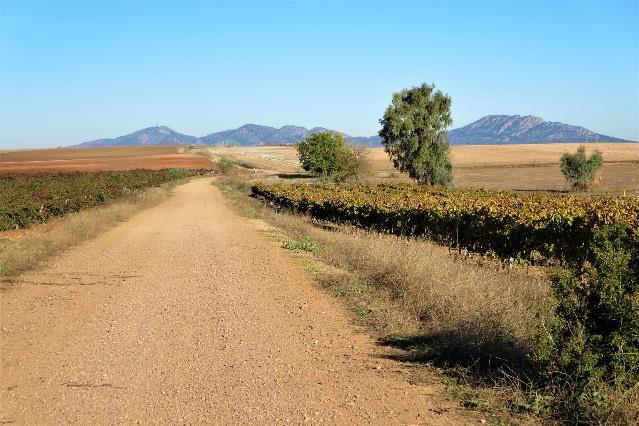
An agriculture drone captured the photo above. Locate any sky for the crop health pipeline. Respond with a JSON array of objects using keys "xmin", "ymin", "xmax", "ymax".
[{"xmin": 1, "ymin": 1, "xmax": 638, "ymax": 148}]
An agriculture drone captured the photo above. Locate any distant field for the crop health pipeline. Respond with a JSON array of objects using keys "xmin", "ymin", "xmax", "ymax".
[
  {"xmin": 452, "ymin": 144, "xmax": 638, "ymax": 193},
  {"xmin": 203, "ymin": 143, "xmax": 639, "ymax": 193},
  {"xmin": 2, "ymin": 144, "xmax": 637, "ymax": 193},
  {"xmin": 0, "ymin": 146, "xmax": 214, "ymax": 174}
]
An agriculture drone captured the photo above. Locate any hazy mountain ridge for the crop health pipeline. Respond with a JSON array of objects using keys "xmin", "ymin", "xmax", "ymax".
[
  {"xmin": 75, "ymin": 116, "xmax": 627, "ymax": 147},
  {"xmin": 199, "ymin": 124, "xmax": 335, "ymax": 146},
  {"xmin": 76, "ymin": 124, "xmax": 380, "ymax": 147},
  {"xmin": 78, "ymin": 126, "xmax": 200, "ymax": 147},
  {"xmin": 448, "ymin": 115, "xmax": 626, "ymax": 145}
]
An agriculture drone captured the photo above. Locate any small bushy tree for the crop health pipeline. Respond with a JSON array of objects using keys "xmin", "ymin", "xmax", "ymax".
[
  {"xmin": 560, "ymin": 146, "xmax": 604, "ymax": 191},
  {"xmin": 296, "ymin": 132, "xmax": 367, "ymax": 181},
  {"xmin": 218, "ymin": 157, "xmax": 235, "ymax": 175},
  {"xmin": 333, "ymin": 145, "xmax": 370, "ymax": 182},
  {"xmin": 379, "ymin": 83, "xmax": 453, "ymax": 185},
  {"xmin": 535, "ymin": 224, "xmax": 638, "ymax": 422}
]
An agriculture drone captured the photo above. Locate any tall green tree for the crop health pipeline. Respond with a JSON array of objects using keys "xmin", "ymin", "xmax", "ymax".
[{"xmin": 379, "ymin": 83, "xmax": 453, "ymax": 185}]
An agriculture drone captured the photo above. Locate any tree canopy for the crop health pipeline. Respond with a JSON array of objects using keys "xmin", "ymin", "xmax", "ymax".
[
  {"xmin": 296, "ymin": 131, "xmax": 367, "ymax": 181},
  {"xmin": 379, "ymin": 83, "xmax": 453, "ymax": 185},
  {"xmin": 560, "ymin": 145, "xmax": 604, "ymax": 190}
]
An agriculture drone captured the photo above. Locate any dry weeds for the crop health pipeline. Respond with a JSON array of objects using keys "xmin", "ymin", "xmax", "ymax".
[
  {"xmin": 216, "ymin": 175, "xmax": 553, "ymax": 420},
  {"xmin": 0, "ymin": 186, "xmax": 173, "ymax": 276},
  {"xmin": 208, "ymin": 143, "xmax": 639, "ymax": 193},
  {"xmin": 271, "ymin": 214, "xmax": 550, "ymax": 371},
  {"xmin": 212, "ymin": 176, "xmax": 552, "ymax": 423}
]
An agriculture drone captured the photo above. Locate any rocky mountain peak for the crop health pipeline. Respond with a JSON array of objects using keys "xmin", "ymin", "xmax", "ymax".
[{"xmin": 448, "ymin": 115, "xmax": 624, "ymax": 145}]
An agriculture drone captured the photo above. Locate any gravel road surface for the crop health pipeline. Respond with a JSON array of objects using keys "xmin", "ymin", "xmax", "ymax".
[{"xmin": 1, "ymin": 178, "xmax": 463, "ymax": 424}]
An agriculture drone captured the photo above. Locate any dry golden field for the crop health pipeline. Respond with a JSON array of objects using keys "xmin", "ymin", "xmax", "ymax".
[
  {"xmin": 449, "ymin": 143, "xmax": 639, "ymax": 192},
  {"xmin": 1, "ymin": 144, "xmax": 637, "ymax": 193},
  {"xmin": 0, "ymin": 146, "xmax": 215, "ymax": 174},
  {"xmin": 202, "ymin": 143, "xmax": 639, "ymax": 193}
]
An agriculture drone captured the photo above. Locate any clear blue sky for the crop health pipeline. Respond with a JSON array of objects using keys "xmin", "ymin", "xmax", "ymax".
[{"xmin": 1, "ymin": 1, "xmax": 638, "ymax": 148}]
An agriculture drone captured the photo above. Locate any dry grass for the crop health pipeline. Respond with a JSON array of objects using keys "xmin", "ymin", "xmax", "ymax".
[
  {"xmin": 195, "ymin": 146, "xmax": 300, "ymax": 172},
  {"xmin": 218, "ymin": 174, "xmax": 550, "ymax": 362},
  {"xmin": 0, "ymin": 185, "xmax": 173, "ymax": 277},
  {"xmin": 608, "ymin": 386, "xmax": 639, "ymax": 425},
  {"xmin": 221, "ymin": 170, "xmax": 639, "ymax": 422},
  {"xmin": 270, "ymin": 213, "xmax": 551, "ymax": 372},
  {"xmin": 6, "ymin": 143, "xmax": 635, "ymax": 191},
  {"xmin": 215, "ymin": 175, "xmax": 552, "ymax": 420},
  {"xmin": 206, "ymin": 143, "xmax": 639, "ymax": 193}
]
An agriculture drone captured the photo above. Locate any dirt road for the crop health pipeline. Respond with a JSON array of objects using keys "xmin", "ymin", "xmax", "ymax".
[{"xmin": 1, "ymin": 178, "xmax": 463, "ymax": 424}]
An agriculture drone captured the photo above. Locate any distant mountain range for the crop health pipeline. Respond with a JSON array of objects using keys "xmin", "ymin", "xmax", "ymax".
[
  {"xmin": 75, "ymin": 115, "xmax": 628, "ymax": 147},
  {"xmin": 76, "ymin": 124, "xmax": 379, "ymax": 148},
  {"xmin": 198, "ymin": 124, "xmax": 379, "ymax": 146}
]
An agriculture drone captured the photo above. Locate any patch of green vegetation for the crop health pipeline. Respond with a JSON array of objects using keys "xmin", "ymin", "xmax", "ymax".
[
  {"xmin": 216, "ymin": 156, "xmax": 259, "ymax": 175},
  {"xmin": 296, "ymin": 131, "xmax": 369, "ymax": 182},
  {"xmin": 507, "ymin": 392, "xmax": 552, "ymax": 417},
  {"xmin": 212, "ymin": 177, "xmax": 265, "ymax": 219},
  {"xmin": 460, "ymin": 394, "xmax": 491, "ymax": 412},
  {"xmin": 213, "ymin": 173, "xmax": 540, "ymax": 424},
  {"xmin": 533, "ymin": 223, "xmax": 639, "ymax": 423},
  {"xmin": 281, "ymin": 236, "xmax": 320, "ymax": 253},
  {"xmin": 165, "ymin": 168, "xmax": 192, "ymax": 180},
  {"xmin": 0, "ymin": 169, "xmax": 196, "ymax": 230},
  {"xmin": 560, "ymin": 145, "xmax": 604, "ymax": 191},
  {"xmin": 218, "ymin": 157, "xmax": 235, "ymax": 175}
]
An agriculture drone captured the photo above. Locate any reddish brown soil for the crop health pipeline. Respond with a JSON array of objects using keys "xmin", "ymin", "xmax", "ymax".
[{"xmin": 0, "ymin": 147, "xmax": 214, "ymax": 174}]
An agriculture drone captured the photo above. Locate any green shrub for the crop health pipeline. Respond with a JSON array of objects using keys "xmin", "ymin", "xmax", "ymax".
[
  {"xmin": 166, "ymin": 168, "xmax": 191, "ymax": 180},
  {"xmin": 281, "ymin": 236, "xmax": 320, "ymax": 253},
  {"xmin": 333, "ymin": 145, "xmax": 371, "ymax": 182},
  {"xmin": 296, "ymin": 132, "xmax": 366, "ymax": 182},
  {"xmin": 297, "ymin": 131, "xmax": 347, "ymax": 177},
  {"xmin": 560, "ymin": 146, "xmax": 604, "ymax": 191},
  {"xmin": 218, "ymin": 158, "xmax": 235, "ymax": 175},
  {"xmin": 535, "ymin": 223, "xmax": 639, "ymax": 422}
]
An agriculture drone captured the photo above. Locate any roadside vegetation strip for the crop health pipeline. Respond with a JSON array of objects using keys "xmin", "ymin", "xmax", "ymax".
[
  {"xmin": 215, "ymin": 175, "xmax": 549, "ymax": 423},
  {"xmin": 226, "ymin": 176, "xmax": 638, "ymax": 423},
  {"xmin": 0, "ymin": 168, "xmax": 212, "ymax": 231},
  {"xmin": 251, "ymin": 182, "xmax": 639, "ymax": 264},
  {"xmin": 0, "ymin": 185, "xmax": 177, "ymax": 277}
]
